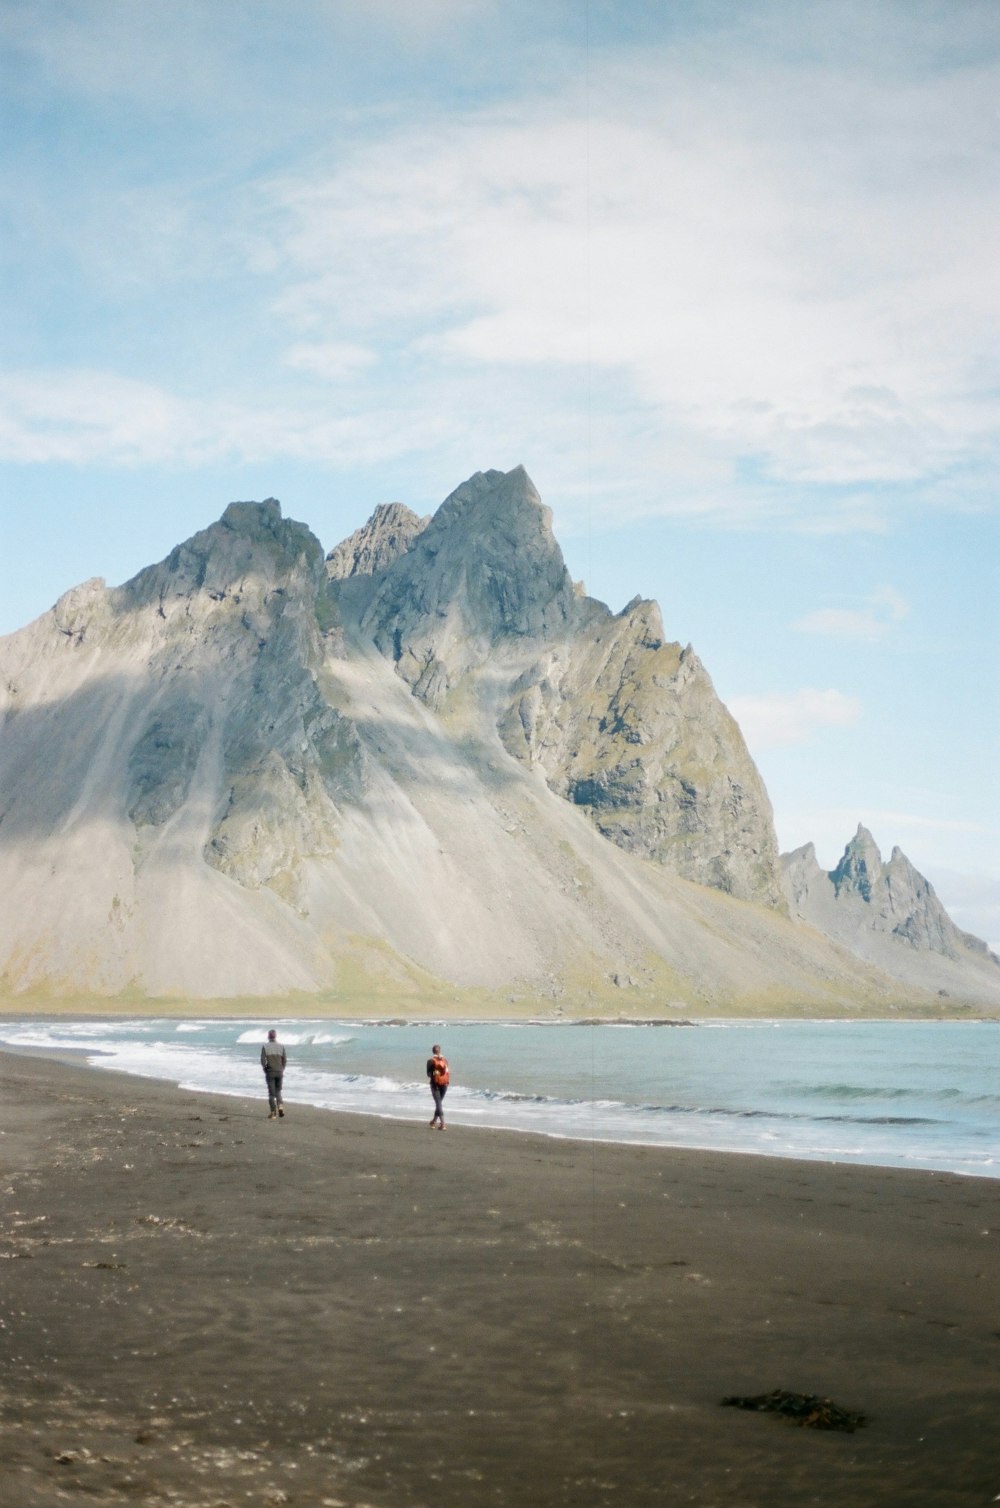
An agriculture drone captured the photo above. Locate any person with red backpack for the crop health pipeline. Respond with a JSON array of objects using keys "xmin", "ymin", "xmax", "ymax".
[{"xmin": 426, "ymin": 1044, "xmax": 449, "ymax": 1129}]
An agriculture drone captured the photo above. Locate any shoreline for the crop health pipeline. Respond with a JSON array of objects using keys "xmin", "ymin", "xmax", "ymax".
[
  {"xmin": 2, "ymin": 1004, "xmax": 997, "ymax": 1025},
  {"xmin": 2, "ymin": 1022, "xmax": 997, "ymax": 1184},
  {"xmin": 3, "ymin": 983, "xmax": 999, "ymax": 1026},
  {"xmin": 2, "ymin": 1050, "xmax": 999, "ymax": 1505}
]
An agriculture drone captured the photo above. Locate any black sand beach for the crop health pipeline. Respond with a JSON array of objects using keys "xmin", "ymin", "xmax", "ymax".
[{"xmin": 1, "ymin": 1050, "xmax": 998, "ymax": 1506}]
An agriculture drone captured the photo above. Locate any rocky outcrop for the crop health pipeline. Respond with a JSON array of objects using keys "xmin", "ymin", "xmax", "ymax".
[
  {"xmin": 117, "ymin": 499, "xmax": 365, "ymax": 894},
  {"xmin": 781, "ymin": 826, "xmax": 998, "ymax": 976},
  {"xmin": 781, "ymin": 842, "xmax": 827, "ymax": 912},
  {"xmin": 496, "ymin": 601, "xmax": 784, "ymax": 907},
  {"xmin": 348, "ymin": 467, "xmax": 579, "ymax": 706},
  {"xmin": 335, "ymin": 466, "xmax": 783, "ymax": 906},
  {"xmin": 325, "ymin": 502, "xmax": 429, "ymax": 581},
  {"xmin": 829, "ymin": 825, "xmax": 885, "ymax": 906}
]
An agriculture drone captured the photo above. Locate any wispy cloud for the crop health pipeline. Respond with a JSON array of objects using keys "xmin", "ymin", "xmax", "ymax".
[
  {"xmin": 0, "ymin": 368, "xmax": 452, "ymax": 469},
  {"xmin": 0, "ymin": 370, "xmax": 192, "ymax": 466},
  {"xmin": 3, "ymin": 5, "xmax": 998, "ymax": 535},
  {"xmin": 727, "ymin": 689, "xmax": 862, "ymax": 749},
  {"xmin": 793, "ymin": 586, "xmax": 909, "ymax": 641},
  {"xmin": 283, "ymin": 342, "xmax": 377, "ymax": 382},
  {"xmin": 256, "ymin": 44, "xmax": 1000, "ymax": 518}
]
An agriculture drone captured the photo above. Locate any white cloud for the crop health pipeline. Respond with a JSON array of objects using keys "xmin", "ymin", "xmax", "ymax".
[
  {"xmin": 793, "ymin": 586, "xmax": 909, "ymax": 641},
  {"xmin": 257, "ymin": 47, "xmax": 1000, "ymax": 513},
  {"xmin": 0, "ymin": 367, "xmax": 453, "ymax": 469},
  {"xmin": 4, "ymin": 10, "xmax": 999, "ymax": 533},
  {"xmin": 283, "ymin": 341, "xmax": 377, "ymax": 382},
  {"xmin": 0, "ymin": 370, "xmax": 191, "ymax": 466},
  {"xmin": 727, "ymin": 689, "xmax": 862, "ymax": 749}
]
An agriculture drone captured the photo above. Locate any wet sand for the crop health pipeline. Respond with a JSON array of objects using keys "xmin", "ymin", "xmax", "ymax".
[{"xmin": 1, "ymin": 1050, "xmax": 997, "ymax": 1507}]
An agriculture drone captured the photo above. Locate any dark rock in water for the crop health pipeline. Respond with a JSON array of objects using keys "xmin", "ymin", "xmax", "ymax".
[{"xmin": 721, "ymin": 1389, "xmax": 868, "ymax": 1432}]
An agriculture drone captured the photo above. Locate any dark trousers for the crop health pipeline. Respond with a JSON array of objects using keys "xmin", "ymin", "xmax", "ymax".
[
  {"xmin": 265, "ymin": 1070, "xmax": 284, "ymax": 1111},
  {"xmin": 430, "ymin": 1083, "xmax": 446, "ymax": 1123}
]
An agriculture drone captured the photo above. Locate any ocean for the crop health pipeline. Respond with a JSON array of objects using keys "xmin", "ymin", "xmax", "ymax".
[{"xmin": 1, "ymin": 1016, "xmax": 997, "ymax": 1179}]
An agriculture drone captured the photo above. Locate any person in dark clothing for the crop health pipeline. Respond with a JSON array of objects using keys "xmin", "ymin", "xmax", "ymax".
[
  {"xmin": 426, "ymin": 1044, "xmax": 449, "ymax": 1129},
  {"xmin": 261, "ymin": 1029, "xmax": 287, "ymax": 1119}
]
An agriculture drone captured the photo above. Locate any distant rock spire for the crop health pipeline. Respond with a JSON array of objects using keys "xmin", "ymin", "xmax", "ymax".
[
  {"xmin": 326, "ymin": 502, "xmax": 430, "ymax": 580},
  {"xmin": 780, "ymin": 823, "xmax": 998, "ymax": 969},
  {"xmin": 830, "ymin": 823, "xmax": 883, "ymax": 902}
]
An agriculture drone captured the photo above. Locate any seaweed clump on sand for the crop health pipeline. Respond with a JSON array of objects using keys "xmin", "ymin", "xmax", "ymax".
[{"xmin": 721, "ymin": 1389, "xmax": 868, "ymax": 1432}]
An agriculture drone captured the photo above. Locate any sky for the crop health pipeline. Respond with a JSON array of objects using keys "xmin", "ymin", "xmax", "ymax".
[{"xmin": 1, "ymin": 0, "xmax": 998, "ymax": 947}]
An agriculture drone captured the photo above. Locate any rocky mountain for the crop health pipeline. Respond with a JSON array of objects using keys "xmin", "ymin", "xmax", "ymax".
[
  {"xmin": 326, "ymin": 502, "xmax": 430, "ymax": 581},
  {"xmin": 0, "ymin": 466, "xmax": 997, "ymax": 1011},
  {"xmin": 334, "ymin": 468, "xmax": 784, "ymax": 908},
  {"xmin": 782, "ymin": 827, "xmax": 998, "ymax": 998}
]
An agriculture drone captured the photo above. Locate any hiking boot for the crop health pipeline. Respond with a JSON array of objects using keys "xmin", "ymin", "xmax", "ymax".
[
  {"xmin": 278, "ymin": 1107, "xmax": 285, "ymax": 1117},
  {"xmin": 268, "ymin": 1110, "xmax": 277, "ymax": 1119}
]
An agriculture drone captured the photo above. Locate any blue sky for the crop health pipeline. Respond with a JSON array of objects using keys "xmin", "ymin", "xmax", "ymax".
[{"xmin": 2, "ymin": 0, "xmax": 998, "ymax": 946}]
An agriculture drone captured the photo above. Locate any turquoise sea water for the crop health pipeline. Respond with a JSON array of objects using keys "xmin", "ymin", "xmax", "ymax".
[{"xmin": 2, "ymin": 1017, "xmax": 997, "ymax": 1178}]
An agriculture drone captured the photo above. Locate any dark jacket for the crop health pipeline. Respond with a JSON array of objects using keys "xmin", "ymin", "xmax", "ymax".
[{"xmin": 261, "ymin": 1041, "xmax": 286, "ymax": 1074}]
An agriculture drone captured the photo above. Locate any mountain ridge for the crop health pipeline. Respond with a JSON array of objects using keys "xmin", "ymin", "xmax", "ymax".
[
  {"xmin": 1, "ymin": 468, "xmax": 997, "ymax": 1012},
  {"xmin": 782, "ymin": 826, "xmax": 998, "ymax": 984}
]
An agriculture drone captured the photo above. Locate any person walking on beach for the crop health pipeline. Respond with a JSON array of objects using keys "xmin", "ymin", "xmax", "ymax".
[
  {"xmin": 427, "ymin": 1044, "xmax": 449, "ymax": 1129},
  {"xmin": 261, "ymin": 1029, "xmax": 286, "ymax": 1119}
]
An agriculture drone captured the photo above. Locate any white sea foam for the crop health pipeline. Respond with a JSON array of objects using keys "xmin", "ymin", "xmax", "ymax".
[
  {"xmin": 235, "ymin": 1027, "xmax": 353, "ymax": 1047},
  {"xmin": 1, "ymin": 1017, "xmax": 997, "ymax": 1178}
]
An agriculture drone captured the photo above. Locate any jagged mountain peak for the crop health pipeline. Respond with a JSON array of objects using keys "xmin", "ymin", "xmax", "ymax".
[
  {"xmin": 780, "ymin": 842, "xmax": 823, "ymax": 908},
  {"xmin": 416, "ymin": 465, "xmax": 566, "ymax": 591},
  {"xmin": 221, "ymin": 495, "xmax": 281, "ymax": 530},
  {"xmin": 616, "ymin": 595, "xmax": 666, "ymax": 648},
  {"xmin": 1, "ymin": 469, "xmax": 997, "ymax": 1007},
  {"xmin": 787, "ymin": 840, "xmax": 819, "ymax": 864},
  {"xmin": 781, "ymin": 826, "xmax": 998, "ymax": 982},
  {"xmin": 120, "ymin": 496, "xmax": 324, "ymax": 615},
  {"xmin": 213, "ymin": 496, "xmax": 321, "ymax": 567},
  {"xmin": 353, "ymin": 466, "xmax": 578, "ymax": 708},
  {"xmin": 326, "ymin": 502, "xmax": 430, "ymax": 581},
  {"xmin": 334, "ymin": 466, "xmax": 783, "ymax": 907},
  {"xmin": 433, "ymin": 463, "xmax": 540, "ymax": 527},
  {"xmin": 49, "ymin": 577, "xmax": 108, "ymax": 639},
  {"xmin": 830, "ymin": 823, "xmax": 883, "ymax": 901}
]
